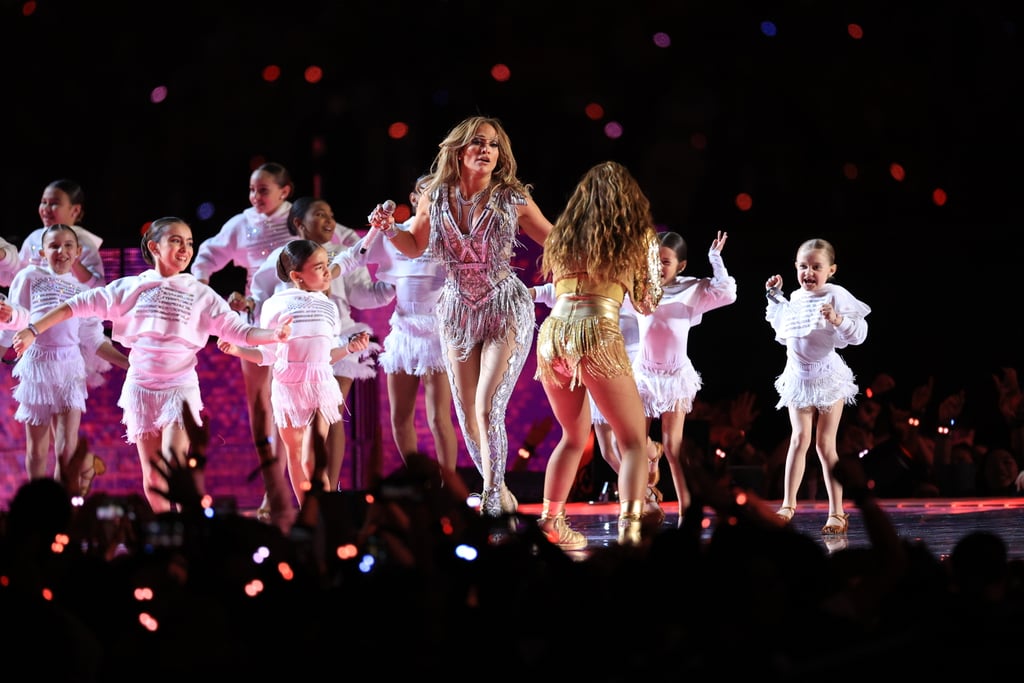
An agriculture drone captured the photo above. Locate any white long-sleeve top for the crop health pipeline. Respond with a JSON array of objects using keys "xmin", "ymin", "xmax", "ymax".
[
  {"xmin": 765, "ymin": 283, "xmax": 870, "ymax": 365},
  {"xmin": 256, "ymin": 288, "xmax": 340, "ymax": 376},
  {"xmin": 190, "ymin": 203, "xmax": 294, "ymax": 295},
  {"xmin": 0, "ymin": 265, "xmax": 107, "ymax": 356},
  {"xmin": 65, "ymin": 270, "xmax": 258, "ymax": 390},
  {"xmin": 250, "ymin": 226, "xmax": 395, "ymax": 337},
  {"xmin": 632, "ymin": 248, "xmax": 738, "ymax": 372}
]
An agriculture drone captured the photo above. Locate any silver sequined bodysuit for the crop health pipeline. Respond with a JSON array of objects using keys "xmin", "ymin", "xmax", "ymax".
[{"xmin": 428, "ymin": 184, "xmax": 535, "ymax": 489}]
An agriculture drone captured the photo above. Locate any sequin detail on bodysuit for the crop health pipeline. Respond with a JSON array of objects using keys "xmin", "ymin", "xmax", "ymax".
[
  {"xmin": 429, "ymin": 185, "xmax": 533, "ymax": 360},
  {"xmin": 428, "ymin": 184, "xmax": 535, "ymax": 490}
]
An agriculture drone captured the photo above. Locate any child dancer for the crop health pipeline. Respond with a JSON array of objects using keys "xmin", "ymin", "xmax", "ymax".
[
  {"xmin": 191, "ymin": 162, "xmax": 296, "ymax": 523},
  {"xmin": 631, "ymin": 230, "xmax": 736, "ymax": 524},
  {"xmin": 765, "ymin": 237, "xmax": 870, "ymax": 535},
  {"xmin": 11, "ymin": 217, "xmax": 292, "ymax": 516},
  {"xmin": 9, "ymin": 178, "xmax": 105, "ymax": 289},
  {"xmin": 355, "ymin": 178, "xmax": 458, "ymax": 476},
  {"xmin": 250, "ymin": 196, "xmax": 392, "ymax": 494},
  {"xmin": 14, "ymin": 179, "xmax": 111, "ymax": 390},
  {"xmin": 0, "ymin": 224, "xmax": 128, "ymax": 495},
  {"xmin": 221, "ymin": 239, "xmax": 371, "ymax": 503}
]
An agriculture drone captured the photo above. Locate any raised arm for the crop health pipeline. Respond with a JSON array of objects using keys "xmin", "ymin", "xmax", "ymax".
[{"xmin": 369, "ymin": 198, "xmax": 430, "ymax": 259}]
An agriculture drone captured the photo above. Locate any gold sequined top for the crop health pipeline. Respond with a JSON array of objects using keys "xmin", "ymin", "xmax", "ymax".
[{"xmin": 553, "ymin": 274, "xmax": 627, "ymax": 302}]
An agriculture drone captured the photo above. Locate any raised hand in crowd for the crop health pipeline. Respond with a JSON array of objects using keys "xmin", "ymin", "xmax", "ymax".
[{"xmin": 728, "ymin": 389, "xmax": 761, "ymax": 432}]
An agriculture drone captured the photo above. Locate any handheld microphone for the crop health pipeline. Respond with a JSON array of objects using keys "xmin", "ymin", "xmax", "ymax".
[{"xmin": 360, "ymin": 200, "xmax": 396, "ymax": 254}]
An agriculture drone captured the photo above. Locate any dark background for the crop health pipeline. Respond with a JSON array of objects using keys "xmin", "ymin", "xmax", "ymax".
[{"xmin": 3, "ymin": 0, "xmax": 1021, "ymax": 449}]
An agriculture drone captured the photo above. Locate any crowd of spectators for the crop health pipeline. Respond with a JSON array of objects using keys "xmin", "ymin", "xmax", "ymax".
[
  {"xmin": 682, "ymin": 368, "xmax": 1024, "ymax": 504},
  {"xmin": 3, "ymin": 366, "xmax": 1024, "ymax": 681},
  {"xmin": 2, "ymin": 446, "xmax": 1022, "ymax": 679}
]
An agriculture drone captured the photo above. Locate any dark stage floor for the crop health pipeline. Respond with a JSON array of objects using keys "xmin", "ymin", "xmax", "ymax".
[
  {"xmin": 506, "ymin": 497, "xmax": 1024, "ymax": 561},
  {"xmin": 236, "ymin": 495, "xmax": 1024, "ymax": 562}
]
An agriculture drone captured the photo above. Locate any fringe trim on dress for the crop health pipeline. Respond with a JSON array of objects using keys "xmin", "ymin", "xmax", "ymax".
[
  {"xmin": 436, "ymin": 276, "xmax": 533, "ymax": 362},
  {"xmin": 271, "ymin": 376, "xmax": 344, "ymax": 428},
  {"xmin": 378, "ymin": 311, "xmax": 446, "ymax": 375},
  {"xmin": 774, "ymin": 355, "xmax": 858, "ymax": 412},
  {"xmin": 12, "ymin": 345, "xmax": 88, "ymax": 424},
  {"xmin": 118, "ymin": 382, "xmax": 203, "ymax": 444},
  {"xmin": 634, "ymin": 362, "xmax": 702, "ymax": 416},
  {"xmin": 535, "ymin": 315, "xmax": 632, "ymax": 390}
]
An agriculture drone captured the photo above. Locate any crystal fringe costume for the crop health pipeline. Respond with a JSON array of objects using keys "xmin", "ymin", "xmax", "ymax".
[
  {"xmin": 632, "ymin": 247, "xmax": 737, "ymax": 416},
  {"xmin": 765, "ymin": 283, "xmax": 871, "ymax": 412},
  {"xmin": 427, "ymin": 184, "xmax": 536, "ymax": 486}
]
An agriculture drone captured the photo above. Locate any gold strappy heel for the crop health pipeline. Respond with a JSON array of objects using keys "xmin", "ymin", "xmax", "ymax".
[
  {"xmin": 648, "ymin": 440, "xmax": 664, "ymax": 487},
  {"xmin": 79, "ymin": 453, "xmax": 106, "ymax": 497},
  {"xmin": 821, "ymin": 512, "xmax": 850, "ymax": 535}
]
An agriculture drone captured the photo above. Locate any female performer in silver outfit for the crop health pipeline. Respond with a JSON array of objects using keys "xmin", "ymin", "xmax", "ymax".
[{"xmin": 368, "ymin": 116, "xmax": 552, "ymax": 516}]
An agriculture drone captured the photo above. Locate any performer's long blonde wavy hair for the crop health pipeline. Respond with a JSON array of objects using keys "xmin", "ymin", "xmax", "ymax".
[
  {"xmin": 541, "ymin": 161, "xmax": 656, "ymax": 284},
  {"xmin": 422, "ymin": 116, "xmax": 531, "ymax": 200}
]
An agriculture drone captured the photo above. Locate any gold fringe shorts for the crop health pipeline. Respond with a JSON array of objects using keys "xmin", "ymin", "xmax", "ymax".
[{"xmin": 535, "ymin": 293, "xmax": 633, "ymax": 390}]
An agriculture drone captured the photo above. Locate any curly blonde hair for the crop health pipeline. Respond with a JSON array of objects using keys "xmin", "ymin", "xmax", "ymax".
[{"xmin": 541, "ymin": 161, "xmax": 656, "ymax": 283}]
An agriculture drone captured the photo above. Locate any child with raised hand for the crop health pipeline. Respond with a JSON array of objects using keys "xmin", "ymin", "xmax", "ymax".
[
  {"xmin": 219, "ymin": 239, "xmax": 370, "ymax": 504},
  {"xmin": 0, "ymin": 225, "xmax": 128, "ymax": 495},
  {"xmin": 765, "ymin": 237, "xmax": 870, "ymax": 535},
  {"xmin": 630, "ymin": 230, "xmax": 737, "ymax": 524},
  {"xmin": 11, "ymin": 217, "xmax": 292, "ymax": 516}
]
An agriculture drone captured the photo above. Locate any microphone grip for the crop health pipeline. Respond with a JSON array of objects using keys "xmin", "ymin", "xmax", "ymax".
[{"xmin": 361, "ymin": 200, "xmax": 397, "ymax": 254}]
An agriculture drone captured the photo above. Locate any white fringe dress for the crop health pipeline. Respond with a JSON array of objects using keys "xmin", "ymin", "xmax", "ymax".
[{"xmin": 765, "ymin": 283, "xmax": 871, "ymax": 412}]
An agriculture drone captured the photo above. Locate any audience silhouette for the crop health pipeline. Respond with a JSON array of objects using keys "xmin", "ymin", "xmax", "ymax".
[{"xmin": 2, "ymin": 369, "xmax": 1024, "ymax": 681}]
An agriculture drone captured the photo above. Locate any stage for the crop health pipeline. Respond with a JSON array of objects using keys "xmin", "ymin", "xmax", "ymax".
[{"xmin": 505, "ymin": 497, "xmax": 1024, "ymax": 560}]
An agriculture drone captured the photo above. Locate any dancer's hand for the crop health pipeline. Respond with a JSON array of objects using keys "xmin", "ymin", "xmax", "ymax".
[{"xmin": 274, "ymin": 315, "xmax": 293, "ymax": 342}]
